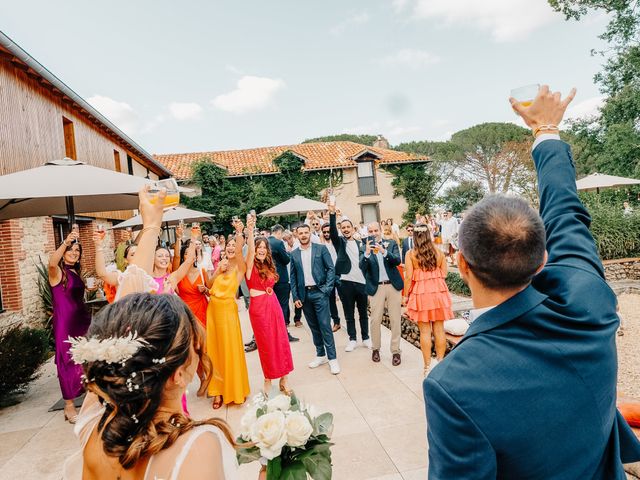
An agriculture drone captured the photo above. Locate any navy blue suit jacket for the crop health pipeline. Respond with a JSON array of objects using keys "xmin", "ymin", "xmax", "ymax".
[
  {"xmin": 402, "ymin": 236, "xmax": 413, "ymax": 263},
  {"xmin": 359, "ymin": 239, "xmax": 403, "ymax": 295},
  {"xmin": 267, "ymin": 236, "xmax": 290, "ymax": 285},
  {"xmin": 424, "ymin": 139, "xmax": 640, "ymax": 479},
  {"xmin": 289, "ymin": 243, "xmax": 335, "ymax": 303}
]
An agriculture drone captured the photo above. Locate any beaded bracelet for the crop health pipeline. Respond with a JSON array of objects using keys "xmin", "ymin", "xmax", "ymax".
[{"xmin": 533, "ymin": 124, "xmax": 559, "ymax": 137}]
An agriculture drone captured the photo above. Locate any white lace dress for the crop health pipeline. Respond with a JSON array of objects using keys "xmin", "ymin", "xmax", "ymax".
[{"xmin": 62, "ymin": 399, "xmax": 239, "ymax": 479}]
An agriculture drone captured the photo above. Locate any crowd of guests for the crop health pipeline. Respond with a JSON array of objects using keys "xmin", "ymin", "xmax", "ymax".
[{"xmin": 47, "ymin": 85, "xmax": 640, "ymax": 479}]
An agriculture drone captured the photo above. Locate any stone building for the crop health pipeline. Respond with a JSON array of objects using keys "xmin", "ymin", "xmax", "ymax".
[
  {"xmin": 0, "ymin": 31, "xmax": 170, "ymax": 326},
  {"xmin": 154, "ymin": 139, "xmax": 429, "ymax": 228}
]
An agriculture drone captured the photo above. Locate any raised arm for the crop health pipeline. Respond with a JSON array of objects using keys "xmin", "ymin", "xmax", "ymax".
[
  {"xmin": 233, "ymin": 220, "xmax": 247, "ymax": 282},
  {"xmin": 93, "ymin": 232, "xmax": 119, "ymax": 286},
  {"xmin": 327, "ymin": 203, "xmax": 340, "ymax": 247},
  {"xmin": 172, "ymin": 224, "xmax": 184, "ymax": 272},
  {"xmin": 510, "ymin": 86, "xmax": 603, "ymax": 276},
  {"xmin": 245, "ymin": 216, "xmax": 257, "ymax": 280},
  {"xmin": 169, "ymin": 241, "xmax": 196, "ymax": 288},
  {"xmin": 48, "ymin": 230, "xmax": 77, "ymax": 286}
]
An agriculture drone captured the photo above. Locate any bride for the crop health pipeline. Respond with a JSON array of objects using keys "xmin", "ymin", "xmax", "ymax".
[{"xmin": 63, "ymin": 187, "xmax": 262, "ymax": 479}]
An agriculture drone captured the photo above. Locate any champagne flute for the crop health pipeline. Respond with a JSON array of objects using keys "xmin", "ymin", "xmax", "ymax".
[{"xmin": 71, "ymin": 223, "xmax": 79, "ymax": 243}]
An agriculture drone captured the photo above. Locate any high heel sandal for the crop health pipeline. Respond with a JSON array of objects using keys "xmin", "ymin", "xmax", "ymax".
[
  {"xmin": 279, "ymin": 384, "xmax": 293, "ymax": 397},
  {"xmin": 64, "ymin": 411, "xmax": 78, "ymax": 424},
  {"xmin": 212, "ymin": 396, "xmax": 224, "ymax": 410}
]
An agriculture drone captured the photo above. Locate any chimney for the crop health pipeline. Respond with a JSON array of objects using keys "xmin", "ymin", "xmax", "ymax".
[{"xmin": 373, "ymin": 134, "xmax": 390, "ymax": 149}]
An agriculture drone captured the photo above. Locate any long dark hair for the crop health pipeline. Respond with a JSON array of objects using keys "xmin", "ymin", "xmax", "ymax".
[
  {"xmin": 254, "ymin": 237, "xmax": 278, "ymax": 281},
  {"xmin": 412, "ymin": 224, "xmax": 439, "ymax": 271},
  {"xmin": 83, "ymin": 294, "xmax": 234, "ymax": 469},
  {"xmin": 59, "ymin": 242, "xmax": 83, "ymax": 289}
]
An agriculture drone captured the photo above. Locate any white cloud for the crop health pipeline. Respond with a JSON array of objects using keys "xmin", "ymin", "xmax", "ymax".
[
  {"xmin": 565, "ymin": 95, "xmax": 605, "ymax": 121},
  {"xmin": 391, "ymin": 0, "xmax": 410, "ymax": 13},
  {"xmin": 405, "ymin": 0, "xmax": 558, "ymax": 42},
  {"xmin": 342, "ymin": 120, "xmax": 422, "ymax": 143},
  {"xmin": 87, "ymin": 95, "xmax": 140, "ymax": 135},
  {"xmin": 377, "ymin": 48, "xmax": 440, "ymax": 69},
  {"xmin": 212, "ymin": 76, "xmax": 285, "ymax": 114},
  {"xmin": 330, "ymin": 11, "xmax": 370, "ymax": 36},
  {"xmin": 225, "ymin": 64, "xmax": 243, "ymax": 75},
  {"xmin": 168, "ymin": 102, "xmax": 203, "ymax": 121}
]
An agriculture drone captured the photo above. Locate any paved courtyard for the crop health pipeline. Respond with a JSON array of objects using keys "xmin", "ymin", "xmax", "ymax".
[{"xmin": 0, "ymin": 300, "xmax": 430, "ymax": 480}]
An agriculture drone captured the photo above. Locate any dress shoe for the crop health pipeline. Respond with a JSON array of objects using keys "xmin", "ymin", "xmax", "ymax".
[
  {"xmin": 392, "ymin": 353, "xmax": 402, "ymax": 366},
  {"xmin": 244, "ymin": 340, "xmax": 257, "ymax": 353},
  {"xmin": 332, "ymin": 324, "xmax": 341, "ymax": 332},
  {"xmin": 362, "ymin": 338, "xmax": 372, "ymax": 349},
  {"xmin": 345, "ymin": 340, "xmax": 357, "ymax": 352},
  {"xmin": 372, "ymin": 349, "xmax": 380, "ymax": 363},
  {"xmin": 308, "ymin": 356, "xmax": 329, "ymax": 368},
  {"xmin": 294, "ymin": 320, "xmax": 303, "ymax": 327},
  {"xmin": 288, "ymin": 332, "xmax": 299, "ymax": 342},
  {"xmin": 329, "ymin": 359, "xmax": 341, "ymax": 375}
]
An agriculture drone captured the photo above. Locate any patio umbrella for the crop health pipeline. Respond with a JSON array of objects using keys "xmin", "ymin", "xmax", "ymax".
[
  {"xmin": 112, "ymin": 207, "xmax": 214, "ymax": 231},
  {"xmin": 576, "ymin": 172, "xmax": 640, "ymax": 193},
  {"xmin": 0, "ymin": 158, "xmax": 188, "ymax": 223},
  {"xmin": 259, "ymin": 195, "xmax": 327, "ymax": 217}
]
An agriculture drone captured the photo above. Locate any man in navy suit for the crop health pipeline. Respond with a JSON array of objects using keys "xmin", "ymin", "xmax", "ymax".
[
  {"xmin": 424, "ymin": 86, "xmax": 640, "ymax": 478},
  {"xmin": 290, "ymin": 223, "xmax": 340, "ymax": 374},
  {"xmin": 268, "ymin": 224, "xmax": 299, "ymax": 343},
  {"xmin": 360, "ymin": 222, "xmax": 404, "ymax": 366},
  {"xmin": 401, "ymin": 223, "xmax": 415, "ymax": 263}
]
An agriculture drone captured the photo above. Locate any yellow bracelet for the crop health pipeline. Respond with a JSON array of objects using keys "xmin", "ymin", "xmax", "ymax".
[
  {"xmin": 533, "ymin": 124, "xmax": 559, "ymax": 137},
  {"xmin": 138, "ymin": 226, "xmax": 162, "ymax": 238}
]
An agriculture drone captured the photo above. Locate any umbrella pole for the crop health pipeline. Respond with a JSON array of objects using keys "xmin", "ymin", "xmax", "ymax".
[{"xmin": 65, "ymin": 196, "xmax": 76, "ymax": 226}]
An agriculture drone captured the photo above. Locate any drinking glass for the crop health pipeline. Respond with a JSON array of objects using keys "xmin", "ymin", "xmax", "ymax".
[
  {"xmin": 149, "ymin": 178, "xmax": 180, "ymax": 208},
  {"xmin": 191, "ymin": 222, "xmax": 201, "ymax": 238},
  {"xmin": 510, "ymin": 84, "xmax": 540, "ymax": 108},
  {"xmin": 96, "ymin": 223, "xmax": 106, "ymax": 241}
]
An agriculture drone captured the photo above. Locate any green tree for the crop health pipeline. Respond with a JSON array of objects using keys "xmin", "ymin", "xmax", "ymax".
[
  {"xmin": 439, "ymin": 181, "xmax": 485, "ymax": 214},
  {"xmin": 550, "ymin": 0, "xmax": 640, "ymax": 179},
  {"xmin": 381, "ymin": 163, "xmax": 440, "ymax": 225},
  {"xmin": 449, "ymin": 123, "xmax": 533, "ymax": 193},
  {"xmin": 302, "ymin": 134, "xmax": 377, "ymax": 146}
]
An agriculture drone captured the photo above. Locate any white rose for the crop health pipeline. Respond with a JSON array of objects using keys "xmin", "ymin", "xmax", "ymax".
[
  {"xmin": 285, "ymin": 411, "xmax": 313, "ymax": 447},
  {"xmin": 239, "ymin": 405, "xmax": 260, "ymax": 441},
  {"xmin": 250, "ymin": 411, "xmax": 288, "ymax": 460},
  {"xmin": 266, "ymin": 394, "xmax": 291, "ymax": 413}
]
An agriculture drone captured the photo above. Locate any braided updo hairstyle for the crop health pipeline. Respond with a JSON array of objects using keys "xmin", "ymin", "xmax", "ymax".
[{"xmin": 83, "ymin": 293, "xmax": 234, "ymax": 469}]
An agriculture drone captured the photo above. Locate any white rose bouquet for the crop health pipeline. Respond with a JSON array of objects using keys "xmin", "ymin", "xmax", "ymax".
[{"xmin": 237, "ymin": 393, "xmax": 334, "ymax": 479}]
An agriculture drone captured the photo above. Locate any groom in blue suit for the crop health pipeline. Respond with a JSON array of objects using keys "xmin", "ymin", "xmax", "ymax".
[{"xmin": 424, "ymin": 86, "xmax": 640, "ymax": 479}]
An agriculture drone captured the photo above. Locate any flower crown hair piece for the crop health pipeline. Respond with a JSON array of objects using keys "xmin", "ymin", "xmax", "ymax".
[
  {"xmin": 67, "ymin": 331, "xmax": 147, "ymax": 365},
  {"xmin": 414, "ymin": 226, "xmax": 429, "ymax": 232}
]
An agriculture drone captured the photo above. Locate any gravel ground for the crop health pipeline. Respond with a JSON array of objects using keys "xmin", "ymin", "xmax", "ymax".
[{"xmin": 617, "ymin": 293, "xmax": 640, "ymax": 399}]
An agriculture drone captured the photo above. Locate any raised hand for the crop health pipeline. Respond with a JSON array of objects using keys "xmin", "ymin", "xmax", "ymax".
[
  {"xmin": 218, "ymin": 257, "xmax": 229, "ymax": 273},
  {"xmin": 93, "ymin": 231, "xmax": 105, "ymax": 246},
  {"xmin": 235, "ymin": 219, "xmax": 245, "ymax": 235},
  {"xmin": 176, "ymin": 223, "xmax": 184, "ymax": 239},
  {"xmin": 365, "ymin": 238, "xmax": 372, "ymax": 256},
  {"xmin": 65, "ymin": 231, "xmax": 79, "ymax": 246},
  {"xmin": 246, "ymin": 215, "xmax": 256, "ymax": 231},
  {"xmin": 139, "ymin": 185, "xmax": 164, "ymax": 229},
  {"xmin": 184, "ymin": 241, "xmax": 197, "ymax": 265},
  {"xmin": 510, "ymin": 85, "xmax": 576, "ymax": 133}
]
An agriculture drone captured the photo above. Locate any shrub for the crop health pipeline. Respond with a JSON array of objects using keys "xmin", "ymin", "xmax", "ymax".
[
  {"xmin": 446, "ymin": 272, "xmax": 471, "ymax": 297},
  {"xmin": 0, "ymin": 325, "xmax": 50, "ymax": 401},
  {"xmin": 584, "ymin": 202, "xmax": 640, "ymax": 260}
]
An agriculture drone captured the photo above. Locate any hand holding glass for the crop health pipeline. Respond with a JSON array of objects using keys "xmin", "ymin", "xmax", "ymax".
[{"xmin": 148, "ymin": 178, "xmax": 180, "ymax": 208}]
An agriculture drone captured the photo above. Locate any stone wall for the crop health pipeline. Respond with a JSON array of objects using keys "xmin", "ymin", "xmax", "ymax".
[{"xmin": 603, "ymin": 258, "xmax": 640, "ymax": 281}]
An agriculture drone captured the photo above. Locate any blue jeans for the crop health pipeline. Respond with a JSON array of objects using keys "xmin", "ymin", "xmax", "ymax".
[{"xmin": 302, "ymin": 288, "xmax": 336, "ymax": 360}]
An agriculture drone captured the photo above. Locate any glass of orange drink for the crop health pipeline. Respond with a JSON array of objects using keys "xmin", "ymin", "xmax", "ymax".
[
  {"xmin": 510, "ymin": 84, "xmax": 539, "ymax": 108},
  {"xmin": 149, "ymin": 178, "xmax": 180, "ymax": 208}
]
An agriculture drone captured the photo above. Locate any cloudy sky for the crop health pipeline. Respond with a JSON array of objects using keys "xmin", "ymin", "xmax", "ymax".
[{"xmin": 1, "ymin": 0, "xmax": 608, "ymax": 154}]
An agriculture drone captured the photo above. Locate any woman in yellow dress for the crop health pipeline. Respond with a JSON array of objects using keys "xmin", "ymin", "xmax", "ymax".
[{"xmin": 206, "ymin": 219, "xmax": 250, "ymax": 409}]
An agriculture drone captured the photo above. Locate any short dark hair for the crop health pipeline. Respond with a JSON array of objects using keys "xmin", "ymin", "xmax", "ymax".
[
  {"xmin": 271, "ymin": 224, "xmax": 284, "ymax": 234},
  {"xmin": 459, "ymin": 195, "xmax": 546, "ymax": 290},
  {"xmin": 340, "ymin": 219, "xmax": 353, "ymax": 227},
  {"xmin": 296, "ymin": 224, "xmax": 311, "ymax": 231},
  {"xmin": 407, "ymin": 223, "xmax": 415, "ymax": 229},
  {"xmin": 321, "ymin": 224, "xmax": 330, "ymax": 232}
]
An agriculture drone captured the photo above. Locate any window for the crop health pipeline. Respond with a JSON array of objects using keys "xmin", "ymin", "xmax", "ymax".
[
  {"xmin": 114, "ymin": 150, "xmax": 122, "ymax": 172},
  {"xmin": 357, "ymin": 160, "xmax": 377, "ymax": 196},
  {"xmin": 127, "ymin": 154, "xmax": 134, "ymax": 175},
  {"xmin": 361, "ymin": 203, "xmax": 379, "ymax": 225},
  {"xmin": 62, "ymin": 117, "xmax": 77, "ymax": 159}
]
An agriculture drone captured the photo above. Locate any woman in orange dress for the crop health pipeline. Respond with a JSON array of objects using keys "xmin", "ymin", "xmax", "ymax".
[
  {"xmin": 176, "ymin": 239, "xmax": 209, "ymax": 328},
  {"xmin": 403, "ymin": 224, "xmax": 453, "ymax": 376}
]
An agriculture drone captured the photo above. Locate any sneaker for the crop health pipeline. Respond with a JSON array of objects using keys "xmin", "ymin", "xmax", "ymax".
[
  {"xmin": 308, "ymin": 356, "xmax": 329, "ymax": 369},
  {"xmin": 329, "ymin": 359, "xmax": 341, "ymax": 375},
  {"xmin": 392, "ymin": 353, "xmax": 402, "ymax": 366},
  {"xmin": 362, "ymin": 338, "xmax": 372, "ymax": 349},
  {"xmin": 345, "ymin": 340, "xmax": 357, "ymax": 352}
]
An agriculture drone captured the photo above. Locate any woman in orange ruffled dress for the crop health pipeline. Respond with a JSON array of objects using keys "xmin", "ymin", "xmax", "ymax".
[
  {"xmin": 403, "ymin": 224, "xmax": 453, "ymax": 377},
  {"xmin": 176, "ymin": 239, "xmax": 210, "ymax": 329}
]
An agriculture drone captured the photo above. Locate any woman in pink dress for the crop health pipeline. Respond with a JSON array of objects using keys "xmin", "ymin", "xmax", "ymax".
[
  {"xmin": 245, "ymin": 216, "xmax": 294, "ymax": 396},
  {"xmin": 403, "ymin": 224, "xmax": 453, "ymax": 377}
]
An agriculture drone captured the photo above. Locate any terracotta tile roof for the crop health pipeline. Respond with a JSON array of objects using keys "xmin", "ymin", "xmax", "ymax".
[{"xmin": 154, "ymin": 142, "xmax": 429, "ymax": 180}]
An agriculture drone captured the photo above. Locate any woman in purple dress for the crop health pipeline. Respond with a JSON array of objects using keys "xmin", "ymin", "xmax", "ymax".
[{"xmin": 48, "ymin": 228, "xmax": 91, "ymax": 423}]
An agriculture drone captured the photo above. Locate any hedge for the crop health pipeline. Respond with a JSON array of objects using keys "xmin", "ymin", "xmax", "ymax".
[{"xmin": 446, "ymin": 272, "xmax": 471, "ymax": 297}]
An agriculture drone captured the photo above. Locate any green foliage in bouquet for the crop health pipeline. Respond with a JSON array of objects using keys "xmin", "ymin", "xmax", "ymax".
[{"xmin": 237, "ymin": 394, "xmax": 334, "ymax": 480}]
